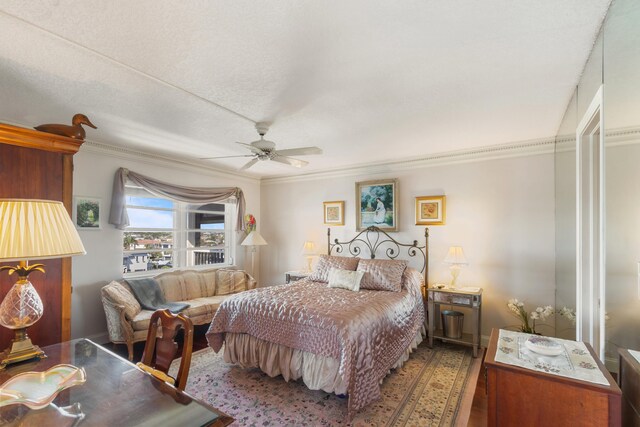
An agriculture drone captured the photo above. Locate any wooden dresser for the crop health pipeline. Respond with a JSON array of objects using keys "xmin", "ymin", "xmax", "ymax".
[
  {"xmin": 619, "ymin": 349, "xmax": 640, "ymax": 426},
  {"xmin": 0, "ymin": 123, "xmax": 84, "ymax": 349},
  {"xmin": 485, "ymin": 329, "xmax": 621, "ymax": 426}
]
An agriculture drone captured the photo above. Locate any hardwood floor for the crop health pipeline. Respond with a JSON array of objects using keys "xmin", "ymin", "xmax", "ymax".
[
  {"xmin": 109, "ymin": 327, "xmax": 490, "ymax": 426},
  {"xmin": 467, "ymin": 365, "xmax": 488, "ymax": 426}
]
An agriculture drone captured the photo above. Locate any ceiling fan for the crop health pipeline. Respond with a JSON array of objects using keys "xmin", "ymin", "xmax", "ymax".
[{"xmin": 201, "ymin": 122, "xmax": 322, "ymax": 170}]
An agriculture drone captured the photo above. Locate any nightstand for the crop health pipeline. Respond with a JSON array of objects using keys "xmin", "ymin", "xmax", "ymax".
[
  {"xmin": 427, "ymin": 287, "xmax": 482, "ymax": 357},
  {"xmin": 285, "ymin": 270, "xmax": 311, "ymax": 284}
]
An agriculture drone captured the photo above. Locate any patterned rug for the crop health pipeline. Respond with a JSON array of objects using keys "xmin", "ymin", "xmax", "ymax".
[{"xmin": 171, "ymin": 341, "xmax": 481, "ymax": 426}]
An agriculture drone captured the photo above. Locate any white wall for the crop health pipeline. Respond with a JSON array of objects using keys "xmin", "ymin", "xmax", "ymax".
[
  {"xmin": 71, "ymin": 145, "xmax": 260, "ymax": 341},
  {"xmin": 260, "ymin": 152, "xmax": 556, "ymax": 338}
]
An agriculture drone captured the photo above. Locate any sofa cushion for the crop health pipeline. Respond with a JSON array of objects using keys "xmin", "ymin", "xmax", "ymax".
[
  {"xmin": 185, "ymin": 296, "xmax": 228, "ymax": 318},
  {"xmin": 216, "ymin": 270, "xmax": 250, "ymax": 295},
  {"xmin": 183, "ymin": 270, "xmax": 217, "ymax": 299},
  {"xmin": 155, "ymin": 272, "xmax": 187, "ymax": 302},
  {"xmin": 131, "ymin": 310, "xmax": 155, "ymax": 332},
  {"xmin": 103, "ymin": 281, "xmax": 141, "ymax": 320},
  {"xmin": 131, "ymin": 296, "xmax": 228, "ymax": 331},
  {"xmin": 180, "ymin": 271, "xmax": 203, "ymax": 300},
  {"xmin": 198, "ymin": 270, "xmax": 217, "ymax": 297}
]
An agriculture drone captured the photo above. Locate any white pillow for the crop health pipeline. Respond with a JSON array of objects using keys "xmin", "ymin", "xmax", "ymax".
[{"xmin": 327, "ymin": 268, "xmax": 365, "ymax": 292}]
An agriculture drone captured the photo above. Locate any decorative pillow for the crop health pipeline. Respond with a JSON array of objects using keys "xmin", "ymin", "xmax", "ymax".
[
  {"xmin": 103, "ymin": 281, "xmax": 142, "ymax": 320},
  {"xmin": 309, "ymin": 255, "xmax": 360, "ymax": 282},
  {"xmin": 327, "ymin": 268, "xmax": 365, "ymax": 292},
  {"xmin": 216, "ymin": 269, "xmax": 249, "ymax": 295},
  {"xmin": 357, "ymin": 258, "xmax": 408, "ymax": 292}
]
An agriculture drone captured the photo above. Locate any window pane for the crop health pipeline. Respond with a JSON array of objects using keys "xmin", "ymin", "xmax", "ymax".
[
  {"xmin": 126, "ymin": 208, "xmax": 174, "ymax": 229},
  {"xmin": 126, "ymin": 195, "xmax": 174, "ymax": 209},
  {"xmin": 187, "ymin": 209, "xmax": 225, "ymax": 230},
  {"xmin": 123, "ymin": 232, "xmax": 173, "ymax": 251},
  {"xmin": 186, "ymin": 231, "xmax": 225, "ymax": 248},
  {"xmin": 123, "ymin": 251, "xmax": 174, "ymax": 273},
  {"xmin": 187, "ymin": 203, "xmax": 224, "ymax": 212},
  {"xmin": 186, "ymin": 231, "xmax": 226, "ymax": 266}
]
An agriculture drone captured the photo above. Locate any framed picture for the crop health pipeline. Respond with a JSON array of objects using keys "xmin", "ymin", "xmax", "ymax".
[
  {"xmin": 415, "ymin": 195, "xmax": 446, "ymax": 225},
  {"xmin": 74, "ymin": 196, "xmax": 101, "ymax": 229},
  {"xmin": 323, "ymin": 201, "xmax": 345, "ymax": 226},
  {"xmin": 356, "ymin": 179, "xmax": 398, "ymax": 231}
]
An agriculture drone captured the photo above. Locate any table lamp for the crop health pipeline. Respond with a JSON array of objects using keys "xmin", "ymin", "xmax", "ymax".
[
  {"xmin": 0, "ymin": 199, "xmax": 85, "ymax": 368},
  {"xmin": 300, "ymin": 241, "xmax": 316, "ymax": 272},
  {"xmin": 241, "ymin": 230, "xmax": 267, "ymax": 278},
  {"xmin": 444, "ymin": 246, "xmax": 468, "ymax": 288}
]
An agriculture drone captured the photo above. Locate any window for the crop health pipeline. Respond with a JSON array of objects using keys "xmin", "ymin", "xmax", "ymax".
[{"xmin": 122, "ymin": 185, "xmax": 233, "ymax": 275}]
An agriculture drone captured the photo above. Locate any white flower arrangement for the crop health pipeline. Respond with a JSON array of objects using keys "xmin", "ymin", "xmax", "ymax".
[{"xmin": 506, "ymin": 298, "xmax": 554, "ymax": 334}]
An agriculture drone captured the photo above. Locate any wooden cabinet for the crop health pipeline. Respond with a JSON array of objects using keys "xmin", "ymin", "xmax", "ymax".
[
  {"xmin": 485, "ymin": 329, "xmax": 621, "ymax": 426},
  {"xmin": 618, "ymin": 349, "xmax": 640, "ymax": 426},
  {"xmin": 0, "ymin": 123, "xmax": 83, "ymax": 349}
]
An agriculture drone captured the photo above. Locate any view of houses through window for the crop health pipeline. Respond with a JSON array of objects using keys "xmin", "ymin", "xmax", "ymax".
[{"xmin": 122, "ymin": 185, "xmax": 232, "ymax": 275}]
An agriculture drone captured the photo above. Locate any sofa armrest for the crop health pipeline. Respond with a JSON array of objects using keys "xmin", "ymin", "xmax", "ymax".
[
  {"xmin": 246, "ymin": 272, "xmax": 257, "ymax": 290},
  {"xmin": 101, "ymin": 291, "xmax": 134, "ymax": 344}
]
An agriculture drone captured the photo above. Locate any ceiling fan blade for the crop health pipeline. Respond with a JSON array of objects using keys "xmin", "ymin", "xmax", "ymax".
[
  {"xmin": 274, "ymin": 147, "xmax": 323, "ymax": 157},
  {"xmin": 271, "ymin": 155, "xmax": 308, "ymax": 168},
  {"xmin": 199, "ymin": 154, "xmax": 254, "ymax": 160},
  {"xmin": 236, "ymin": 141, "xmax": 265, "ymax": 155},
  {"xmin": 239, "ymin": 158, "xmax": 259, "ymax": 171}
]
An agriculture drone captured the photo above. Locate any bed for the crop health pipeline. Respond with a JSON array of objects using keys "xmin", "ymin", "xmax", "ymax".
[{"xmin": 206, "ymin": 226, "xmax": 429, "ymax": 418}]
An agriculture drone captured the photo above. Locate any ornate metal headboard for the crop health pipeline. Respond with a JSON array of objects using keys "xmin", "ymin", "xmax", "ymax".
[{"xmin": 327, "ymin": 226, "xmax": 429, "ymax": 284}]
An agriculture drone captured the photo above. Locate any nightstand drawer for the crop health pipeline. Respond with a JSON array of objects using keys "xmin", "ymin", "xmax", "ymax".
[{"xmin": 434, "ymin": 292, "xmax": 472, "ymax": 305}]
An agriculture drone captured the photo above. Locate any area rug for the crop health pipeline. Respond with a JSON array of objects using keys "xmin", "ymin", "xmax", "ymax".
[{"xmin": 171, "ymin": 342, "xmax": 481, "ymax": 426}]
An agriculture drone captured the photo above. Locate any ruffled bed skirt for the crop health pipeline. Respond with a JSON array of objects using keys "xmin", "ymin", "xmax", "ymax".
[{"xmin": 223, "ymin": 326, "xmax": 426, "ymax": 396}]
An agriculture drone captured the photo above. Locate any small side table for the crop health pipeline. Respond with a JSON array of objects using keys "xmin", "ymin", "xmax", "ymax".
[
  {"xmin": 427, "ymin": 287, "xmax": 482, "ymax": 357},
  {"xmin": 285, "ymin": 270, "xmax": 311, "ymax": 284}
]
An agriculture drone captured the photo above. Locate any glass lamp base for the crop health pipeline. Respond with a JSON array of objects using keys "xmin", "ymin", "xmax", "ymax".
[
  {"xmin": 0, "ymin": 276, "xmax": 46, "ymax": 369},
  {"xmin": 0, "ymin": 279, "xmax": 44, "ymax": 329}
]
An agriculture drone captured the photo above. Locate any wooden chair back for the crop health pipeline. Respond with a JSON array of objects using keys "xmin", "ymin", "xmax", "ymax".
[{"xmin": 138, "ymin": 309, "xmax": 194, "ymax": 390}]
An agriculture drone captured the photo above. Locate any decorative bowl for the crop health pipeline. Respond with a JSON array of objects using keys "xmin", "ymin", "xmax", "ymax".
[
  {"xmin": 0, "ymin": 364, "xmax": 86, "ymax": 409},
  {"xmin": 525, "ymin": 336, "xmax": 564, "ymax": 356}
]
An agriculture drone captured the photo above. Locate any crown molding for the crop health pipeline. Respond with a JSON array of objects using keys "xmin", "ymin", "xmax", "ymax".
[
  {"xmin": 262, "ymin": 135, "xmax": 557, "ymax": 185},
  {"xmin": 80, "ymin": 140, "xmax": 260, "ymax": 184},
  {"xmin": 263, "ymin": 126, "xmax": 640, "ymax": 185},
  {"xmin": 553, "ymin": 126, "xmax": 640, "ymax": 153}
]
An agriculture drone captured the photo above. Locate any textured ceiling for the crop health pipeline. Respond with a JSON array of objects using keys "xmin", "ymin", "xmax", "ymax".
[{"xmin": 0, "ymin": 1, "xmax": 610, "ymax": 177}]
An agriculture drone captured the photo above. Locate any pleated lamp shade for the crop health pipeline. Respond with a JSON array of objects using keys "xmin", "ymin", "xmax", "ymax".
[
  {"xmin": 444, "ymin": 246, "xmax": 468, "ymax": 265},
  {"xmin": 0, "ymin": 199, "xmax": 86, "ymax": 262},
  {"xmin": 300, "ymin": 241, "xmax": 316, "ymax": 255},
  {"xmin": 241, "ymin": 230, "xmax": 267, "ymax": 246}
]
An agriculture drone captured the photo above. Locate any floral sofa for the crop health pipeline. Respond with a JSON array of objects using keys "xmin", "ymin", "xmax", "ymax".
[{"xmin": 101, "ymin": 268, "xmax": 256, "ymax": 360}]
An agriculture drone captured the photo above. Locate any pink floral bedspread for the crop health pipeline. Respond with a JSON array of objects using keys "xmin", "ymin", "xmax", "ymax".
[{"xmin": 206, "ymin": 268, "xmax": 425, "ymax": 418}]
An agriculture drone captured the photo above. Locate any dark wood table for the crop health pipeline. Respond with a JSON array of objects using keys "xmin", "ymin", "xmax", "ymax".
[{"xmin": 0, "ymin": 338, "xmax": 233, "ymax": 426}]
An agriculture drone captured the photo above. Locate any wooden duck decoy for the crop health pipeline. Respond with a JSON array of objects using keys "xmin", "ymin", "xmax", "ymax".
[{"xmin": 34, "ymin": 114, "xmax": 97, "ymax": 140}]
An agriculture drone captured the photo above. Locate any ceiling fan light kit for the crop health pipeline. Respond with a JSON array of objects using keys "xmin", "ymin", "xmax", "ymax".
[{"xmin": 202, "ymin": 122, "xmax": 322, "ymax": 171}]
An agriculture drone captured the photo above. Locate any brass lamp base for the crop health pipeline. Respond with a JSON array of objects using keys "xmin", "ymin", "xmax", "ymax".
[{"xmin": 0, "ymin": 328, "xmax": 46, "ymax": 369}]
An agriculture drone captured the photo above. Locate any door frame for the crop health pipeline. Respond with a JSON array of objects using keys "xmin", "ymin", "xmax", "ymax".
[{"xmin": 575, "ymin": 85, "xmax": 605, "ymax": 360}]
